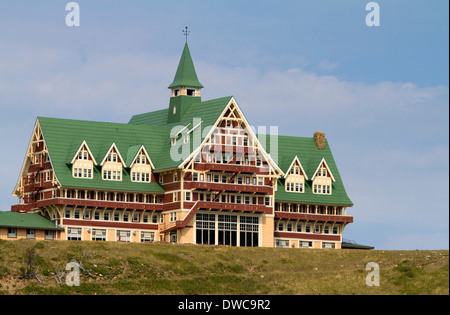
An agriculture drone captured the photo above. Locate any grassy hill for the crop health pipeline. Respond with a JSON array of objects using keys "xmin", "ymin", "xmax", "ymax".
[{"xmin": 0, "ymin": 239, "xmax": 448, "ymax": 295}]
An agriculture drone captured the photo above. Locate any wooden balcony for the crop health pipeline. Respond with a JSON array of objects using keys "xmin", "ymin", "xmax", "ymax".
[
  {"xmin": 34, "ymin": 198, "xmax": 165, "ymax": 211},
  {"xmin": 275, "ymin": 211, "xmax": 353, "ymax": 223},
  {"xmin": 194, "ymin": 163, "xmax": 270, "ymax": 174},
  {"xmin": 207, "ymin": 144, "xmax": 255, "ymax": 154},
  {"xmin": 196, "ymin": 201, "xmax": 271, "ymax": 214},
  {"xmin": 184, "ymin": 181, "xmax": 273, "ymax": 194}
]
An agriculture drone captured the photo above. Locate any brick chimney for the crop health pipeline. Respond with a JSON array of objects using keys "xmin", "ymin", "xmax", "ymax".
[{"xmin": 314, "ymin": 131, "xmax": 326, "ymax": 149}]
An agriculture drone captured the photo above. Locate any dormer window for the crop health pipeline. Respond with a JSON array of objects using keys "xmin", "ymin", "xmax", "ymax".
[
  {"xmin": 130, "ymin": 146, "xmax": 154, "ymax": 183},
  {"xmin": 284, "ymin": 156, "xmax": 306, "ymax": 193},
  {"xmin": 311, "ymin": 158, "xmax": 335, "ymax": 195},
  {"xmin": 100, "ymin": 143, "xmax": 125, "ymax": 182},
  {"xmin": 71, "ymin": 140, "xmax": 96, "ymax": 179}
]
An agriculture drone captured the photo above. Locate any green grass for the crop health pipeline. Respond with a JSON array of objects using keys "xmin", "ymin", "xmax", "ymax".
[{"xmin": 0, "ymin": 239, "xmax": 448, "ymax": 295}]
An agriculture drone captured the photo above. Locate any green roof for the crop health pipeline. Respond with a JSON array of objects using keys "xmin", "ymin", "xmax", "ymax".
[
  {"xmin": 168, "ymin": 43, "xmax": 203, "ymax": 89},
  {"xmin": 0, "ymin": 211, "xmax": 64, "ymax": 230},
  {"xmin": 38, "ymin": 117, "xmax": 166, "ymax": 193},
  {"xmin": 37, "ymin": 96, "xmax": 233, "ymax": 191},
  {"xmin": 259, "ymin": 135, "xmax": 353, "ymax": 206}
]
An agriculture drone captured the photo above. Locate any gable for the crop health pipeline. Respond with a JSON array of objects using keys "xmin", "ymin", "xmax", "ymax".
[
  {"xmin": 70, "ymin": 140, "xmax": 98, "ymax": 165},
  {"xmin": 284, "ymin": 155, "xmax": 308, "ymax": 180},
  {"xmin": 178, "ymin": 97, "xmax": 283, "ymax": 176}
]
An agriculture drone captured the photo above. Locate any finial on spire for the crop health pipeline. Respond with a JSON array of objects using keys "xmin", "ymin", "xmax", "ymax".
[{"xmin": 182, "ymin": 26, "xmax": 190, "ymax": 43}]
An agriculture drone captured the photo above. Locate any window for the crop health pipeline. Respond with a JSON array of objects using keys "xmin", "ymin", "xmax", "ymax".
[
  {"xmin": 299, "ymin": 241, "xmax": 312, "ymax": 248},
  {"xmin": 322, "ymin": 242, "xmax": 335, "ymax": 249},
  {"xmin": 185, "ymin": 191, "xmax": 191, "ymax": 201},
  {"xmin": 8, "ymin": 228, "xmax": 17, "ymax": 238},
  {"xmin": 258, "ymin": 177, "xmax": 264, "ymax": 186},
  {"xmin": 187, "ymin": 89, "xmax": 195, "ymax": 96},
  {"xmin": 141, "ymin": 231, "xmax": 155, "ymax": 242},
  {"xmin": 296, "ymin": 223, "xmax": 302, "ymax": 232},
  {"xmin": 170, "ymin": 212, "xmax": 177, "ymax": 222},
  {"xmin": 333, "ymin": 226, "xmax": 339, "ymax": 234},
  {"xmin": 27, "ymin": 229, "xmax": 35, "ymax": 239},
  {"xmin": 315, "ymin": 225, "xmax": 321, "ymax": 233},
  {"xmin": 67, "ymin": 227, "xmax": 81, "ymax": 241},
  {"xmin": 218, "ymin": 214, "xmax": 238, "ymax": 246},
  {"xmin": 196, "ymin": 213, "xmax": 216, "ymax": 245},
  {"xmin": 92, "ymin": 229, "xmax": 106, "ymax": 241},
  {"xmin": 239, "ymin": 216, "xmax": 259, "ymax": 247},
  {"xmin": 276, "ymin": 239, "xmax": 289, "ymax": 248},
  {"xmin": 45, "ymin": 230, "xmax": 54, "ymax": 240},
  {"xmin": 278, "ymin": 222, "xmax": 284, "ymax": 231},
  {"xmin": 193, "ymin": 172, "xmax": 198, "ymax": 181},
  {"xmin": 117, "ymin": 230, "xmax": 131, "ymax": 242}
]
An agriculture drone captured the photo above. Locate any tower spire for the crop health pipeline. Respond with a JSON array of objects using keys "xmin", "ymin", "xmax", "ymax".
[
  {"xmin": 167, "ymin": 35, "xmax": 203, "ymax": 123},
  {"xmin": 182, "ymin": 26, "xmax": 190, "ymax": 44}
]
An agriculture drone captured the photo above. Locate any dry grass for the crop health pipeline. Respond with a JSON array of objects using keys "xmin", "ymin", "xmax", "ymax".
[{"xmin": 0, "ymin": 239, "xmax": 448, "ymax": 295}]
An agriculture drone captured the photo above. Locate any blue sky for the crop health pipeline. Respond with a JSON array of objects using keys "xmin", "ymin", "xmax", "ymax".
[{"xmin": 0, "ymin": 0, "xmax": 448, "ymax": 250}]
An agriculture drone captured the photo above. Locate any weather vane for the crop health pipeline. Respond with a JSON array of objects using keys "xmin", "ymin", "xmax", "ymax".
[{"xmin": 182, "ymin": 26, "xmax": 190, "ymax": 43}]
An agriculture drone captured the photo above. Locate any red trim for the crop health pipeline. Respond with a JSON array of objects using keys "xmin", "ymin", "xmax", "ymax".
[
  {"xmin": 274, "ymin": 231, "xmax": 341, "ymax": 241},
  {"xmin": 184, "ymin": 181, "xmax": 273, "ymax": 194},
  {"xmin": 62, "ymin": 219, "xmax": 158, "ymax": 230},
  {"xmin": 275, "ymin": 211, "xmax": 353, "ymax": 223},
  {"xmin": 35, "ymin": 198, "xmax": 165, "ymax": 211}
]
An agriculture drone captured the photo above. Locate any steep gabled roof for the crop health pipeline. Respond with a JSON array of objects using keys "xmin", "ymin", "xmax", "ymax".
[
  {"xmin": 259, "ymin": 134, "xmax": 353, "ymax": 206},
  {"xmin": 38, "ymin": 117, "xmax": 165, "ymax": 193}
]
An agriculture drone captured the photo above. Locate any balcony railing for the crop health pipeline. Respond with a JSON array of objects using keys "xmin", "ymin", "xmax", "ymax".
[
  {"xmin": 275, "ymin": 211, "xmax": 353, "ymax": 223},
  {"xmin": 33, "ymin": 198, "xmax": 165, "ymax": 211},
  {"xmin": 184, "ymin": 181, "xmax": 273, "ymax": 194},
  {"xmin": 194, "ymin": 163, "xmax": 269, "ymax": 174}
]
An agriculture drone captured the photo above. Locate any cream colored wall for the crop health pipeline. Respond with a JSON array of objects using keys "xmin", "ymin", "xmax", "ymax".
[
  {"xmin": 0, "ymin": 227, "xmax": 54, "ymax": 240},
  {"xmin": 73, "ymin": 160, "xmax": 93, "ymax": 172},
  {"xmin": 171, "ymin": 87, "xmax": 201, "ymax": 97},
  {"xmin": 261, "ymin": 216, "xmax": 274, "ymax": 247}
]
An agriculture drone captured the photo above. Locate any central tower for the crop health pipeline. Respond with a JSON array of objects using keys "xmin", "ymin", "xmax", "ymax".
[{"xmin": 167, "ymin": 43, "xmax": 203, "ymax": 123}]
